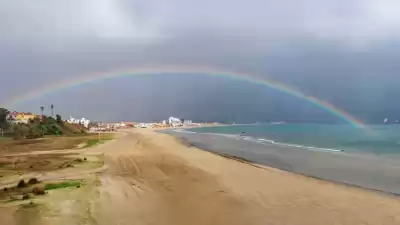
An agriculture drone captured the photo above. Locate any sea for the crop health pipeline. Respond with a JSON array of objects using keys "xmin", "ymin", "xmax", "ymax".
[
  {"xmin": 165, "ymin": 123, "xmax": 400, "ymax": 194},
  {"xmin": 186, "ymin": 124, "xmax": 400, "ymax": 155}
]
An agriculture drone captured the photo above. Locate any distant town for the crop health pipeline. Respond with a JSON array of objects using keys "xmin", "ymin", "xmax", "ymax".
[
  {"xmin": 86, "ymin": 116, "xmax": 202, "ymax": 132},
  {"xmin": 6, "ymin": 111, "xmax": 209, "ymax": 132}
]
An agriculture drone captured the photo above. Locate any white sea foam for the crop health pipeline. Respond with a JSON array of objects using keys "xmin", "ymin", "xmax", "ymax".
[
  {"xmin": 257, "ymin": 138, "xmax": 276, "ymax": 144},
  {"xmin": 306, "ymin": 147, "xmax": 343, "ymax": 152},
  {"xmin": 173, "ymin": 129, "xmax": 196, "ymax": 134},
  {"xmin": 243, "ymin": 137, "xmax": 255, "ymax": 141},
  {"xmin": 205, "ymin": 132, "xmax": 240, "ymax": 138},
  {"xmin": 249, "ymin": 136, "xmax": 343, "ymax": 153},
  {"xmin": 174, "ymin": 130, "xmax": 343, "ymax": 153},
  {"xmin": 173, "ymin": 129, "xmax": 240, "ymax": 138}
]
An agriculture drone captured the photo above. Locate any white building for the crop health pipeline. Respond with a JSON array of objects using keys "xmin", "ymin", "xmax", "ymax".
[
  {"xmin": 183, "ymin": 120, "xmax": 193, "ymax": 125},
  {"xmin": 168, "ymin": 116, "xmax": 181, "ymax": 124},
  {"xmin": 113, "ymin": 122, "xmax": 126, "ymax": 128},
  {"xmin": 66, "ymin": 116, "xmax": 90, "ymax": 128},
  {"xmin": 137, "ymin": 123, "xmax": 150, "ymax": 128}
]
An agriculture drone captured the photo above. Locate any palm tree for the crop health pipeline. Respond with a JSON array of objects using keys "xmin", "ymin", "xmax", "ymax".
[
  {"xmin": 50, "ymin": 104, "xmax": 54, "ymax": 117},
  {"xmin": 40, "ymin": 106, "xmax": 44, "ymax": 117}
]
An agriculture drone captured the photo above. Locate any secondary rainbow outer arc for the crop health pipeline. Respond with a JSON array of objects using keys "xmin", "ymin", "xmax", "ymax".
[{"xmin": 3, "ymin": 66, "xmax": 365, "ymax": 128}]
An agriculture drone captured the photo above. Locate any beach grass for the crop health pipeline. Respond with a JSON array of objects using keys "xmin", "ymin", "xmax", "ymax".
[
  {"xmin": 0, "ymin": 136, "xmax": 11, "ymax": 142},
  {"xmin": 0, "ymin": 134, "xmax": 114, "ymax": 153},
  {"xmin": 7, "ymin": 196, "xmax": 19, "ymax": 203},
  {"xmin": 83, "ymin": 134, "xmax": 114, "ymax": 148},
  {"xmin": 84, "ymin": 139, "xmax": 104, "ymax": 148},
  {"xmin": 44, "ymin": 181, "xmax": 81, "ymax": 190}
]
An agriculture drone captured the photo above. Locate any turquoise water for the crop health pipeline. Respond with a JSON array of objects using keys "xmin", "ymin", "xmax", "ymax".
[{"xmin": 188, "ymin": 124, "xmax": 400, "ymax": 154}]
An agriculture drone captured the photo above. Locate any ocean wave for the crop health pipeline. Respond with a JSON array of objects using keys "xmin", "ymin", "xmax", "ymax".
[
  {"xmin": 256, "ymin": 138, "xmax": 275, "ymax": 144},
  {"xmin": 173, "ymin": 129, "xmax": 243, "ymax": 141},
  {"xmin": 252, "ymin": 137, "xmax": 343, "ymax": 153},
  {"xmin": 305, "ymin": 146, "xmax": 343, "ymax": 152},
  {"xmin": 206, "ymin": 133, "xmax": 240, "ymax": 138},
  {"xmin": 173, "ymin": 129, "xmax": 197, "ymax": 134},
  {"xmin": 174, "ymin": 130, "xmax": 343, "ymax": 153},
  {"xmin": 243, "ymin": 137, "xmax": 255, "ymax": 141}
]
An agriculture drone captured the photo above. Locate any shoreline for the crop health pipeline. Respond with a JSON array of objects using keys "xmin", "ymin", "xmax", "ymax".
[
  {"xmin": 183, "ymin": 138, "xmax": 400, "ymax": 197},
  {"xmin": 145, "ymin": 129, "xmax": 400, "ymax": 224},
  {"xmin": 180, "ymin": 124, "xmax": 400, "ymax": 157},
  {"xmin": 2, "ymin": 128, "xmax": 400, "ymax": 224},
  {"xmin": 164, "ymin": 129, "xmax": 400, "ymax": 195},
  {"xmin": 214, "ymin": 151, "xmax": 400, "ymax": 197},
  {"xmin": 177, "ymin": 126, "xmax": 400, "ymax": 162}
]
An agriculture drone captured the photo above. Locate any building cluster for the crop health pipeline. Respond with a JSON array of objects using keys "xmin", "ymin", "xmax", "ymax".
[
  {"xmin": 6, "ymin": 111, "xmax": 38, "ymax": 124},
  {"xmin": 184, "ymin": 120, "xmax": 193, "ymax": 125},
  {"xmin": 132, "ymin": 116, "xmax": 195, "ymax": 128},
  {"xmin": 89, "ymin": 123, "xmax": 116, "ymax": 132},
  {"xmin": 59, "ymin": 114, "xmax": 198, "ymax": 130},
  {"xmin": 168, "ymin": 116, "xmax": 181, "ymax": 125},
  {"xmin": 5, "ymin": 111, "xmax": 200, "ymax": 131},
  {"xmin": 135, "ymin": 123, "xmax": 152, "ymax": 128},
  {"xmin": 4, "ymin": 110, "xmax": 147, "ymax": 132},
  {"xmin": 167, "ymin": 116, "xmax": 193, "ymax": 127},
  {"xmin": 66, "ymin": 116, "xmax": 91, "ymax": 128},
  {"xmin": 89, "ymin": 122, "xmax": 135, "ymax": 132}
]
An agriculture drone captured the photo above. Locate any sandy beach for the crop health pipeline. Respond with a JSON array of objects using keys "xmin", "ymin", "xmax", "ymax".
[
  {"xmin": 89, "ymin": 129, "xmax": 400, "ymax": 224},
  {"xmin": 2, "ymin": 128, "xmax": 400, "ymax": 225}
]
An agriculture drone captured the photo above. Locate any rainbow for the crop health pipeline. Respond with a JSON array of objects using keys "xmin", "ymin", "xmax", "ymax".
[{"xmin": 2, "ymin": 65, "xmax": 365, "ymax": 128}]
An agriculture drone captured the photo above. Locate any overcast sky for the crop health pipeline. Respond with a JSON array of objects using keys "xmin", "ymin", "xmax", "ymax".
[{"xmin": 1, "ymin": 0, "xmax": 400, "ymax": 123}]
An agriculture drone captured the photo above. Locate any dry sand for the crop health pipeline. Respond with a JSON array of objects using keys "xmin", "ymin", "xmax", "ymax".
[
  {"xmin": 2, "ymin": 129, "xmax": 400, "ymax": 225},
  {"xmin": 91, "ymin": 129, "xmax": 400, "ymax": 225}
]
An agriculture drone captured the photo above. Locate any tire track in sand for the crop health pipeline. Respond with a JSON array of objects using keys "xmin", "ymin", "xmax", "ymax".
[{"xmin": 90, "ymin": 131, "xmax": 259, "ymax": 225}]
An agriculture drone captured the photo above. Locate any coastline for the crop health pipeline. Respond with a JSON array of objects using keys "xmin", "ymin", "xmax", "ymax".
[
  {"xmin": 138, "ymin": 129, "xmax": 400, "ymax": 224},
  {"xmin": 212, "ymin": 151, "xmax": 400, "ymax": 197},
  {"xmin": 2, "ymin": 128, "xmax": 400, "ymax": 225},
  {"xmin": 163, "ymin": 129, "xmax": 400, "ymax": 195}
]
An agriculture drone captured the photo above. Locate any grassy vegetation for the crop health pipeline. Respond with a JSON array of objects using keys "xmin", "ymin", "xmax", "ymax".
[
  {"xmin": 44, "ymin": 181, "xmax": 81, "ymax": 190},
  {"xmin": 0, "ymin": 133, "xmax": 114, "ymax": 154},
  {"xmin": 7, "ymin": 197, "xmax": 18, "ymax": 203},
  {"xmin": 84, "ymin": 139, "xmax": 104, "ymax": 148},
  {"xmin": 0, "ymin": 136, "xmax": 11, "ymax": 142},
  {"xmin": 0, "ymin": 107, "xmax": 88, "ymax": 140},
  {"xmin": 1, "ymin": 179, "xmax": 81, "ymax": 203},
  {"xmin": 8, "ymin": 116, "xmax": 86, "ymax": 140},
  {"xmin": 83, "ymin": 134, "xmax": 114, "ymax": 148}
]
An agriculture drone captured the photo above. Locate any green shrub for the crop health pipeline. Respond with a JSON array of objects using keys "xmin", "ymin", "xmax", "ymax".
[
  {"xmin": 32, "ymin": 186, "xmax": 45, "ymax": 195},
  {"xmin": 27, "ymin": 178, "xmax": 40, "ymax": 185},
  {"xmin": 45, "ymin": 181, "xmax": 81, "ymax": 190},
  {"xmin": 22, "ymin": 194, "xmax": 30, "ymax": 200},
  {"xmin": 17, "ymin": 180, "xmax": 27, "ymax": 188}
]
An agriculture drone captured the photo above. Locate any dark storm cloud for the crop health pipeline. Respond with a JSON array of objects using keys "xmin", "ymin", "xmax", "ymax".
[{"xmin": 1, "ymin": 0, "xmax": 400, "ymax": 122}]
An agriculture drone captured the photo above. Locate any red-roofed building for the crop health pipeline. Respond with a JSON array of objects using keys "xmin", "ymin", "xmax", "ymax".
[{"xmin": 7, "ymin": 111, "xmax": 38, "ymax": 124}]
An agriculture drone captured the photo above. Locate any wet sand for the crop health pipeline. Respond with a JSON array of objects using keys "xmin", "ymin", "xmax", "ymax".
[
  {"xmin": 166, "ymin": 130, "xmax": 400, "ymax": 195},
  {"xmin": 2, "ymin": 129, "xmax": 400, "ymax": 225}
]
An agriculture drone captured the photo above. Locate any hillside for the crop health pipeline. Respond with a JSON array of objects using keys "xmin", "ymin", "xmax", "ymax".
[{"xmin": 7, "ymin": 116, "xmax": 87, "ymax": 139}]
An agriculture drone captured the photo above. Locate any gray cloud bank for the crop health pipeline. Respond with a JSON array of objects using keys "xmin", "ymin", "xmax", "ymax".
[{"xmin": 1, "ymin": 0, "xmax": 400, "ymax": 123}]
